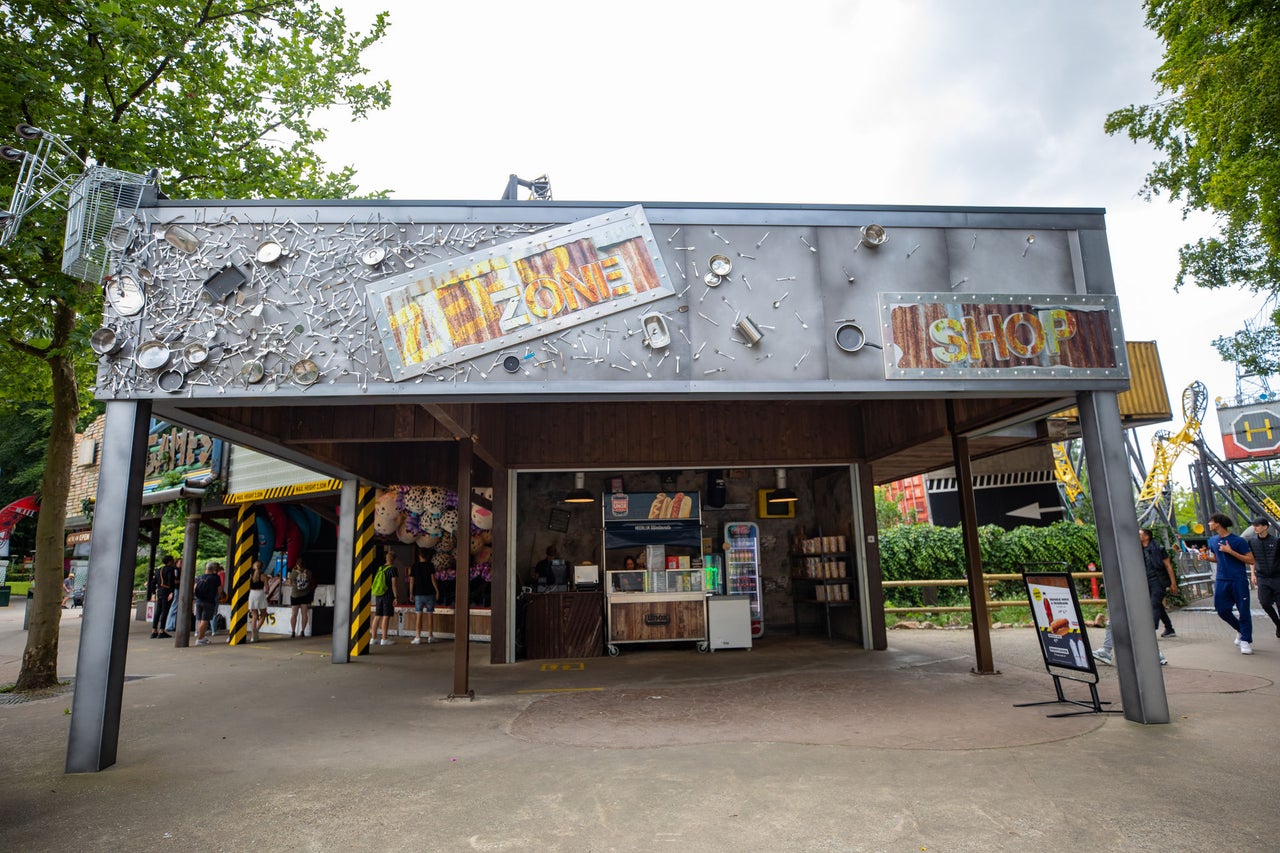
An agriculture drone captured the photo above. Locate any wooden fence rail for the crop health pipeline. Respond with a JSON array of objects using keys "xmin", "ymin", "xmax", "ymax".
[{"xmin": 882, "ymin": 571, "xmax": 1105, "ymax": 615}]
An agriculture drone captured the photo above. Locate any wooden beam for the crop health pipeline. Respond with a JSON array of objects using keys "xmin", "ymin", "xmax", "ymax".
[
  {"xmin": 421, "ymin": 403, "xmax": 504, "ymax": 470},
  {"xmin": 949, "ymin": 401, "xmax": 996, "ymax": 675},
  {"xmin": 450, "ymin": 439, "xmax": 474, "ymax": 700}
]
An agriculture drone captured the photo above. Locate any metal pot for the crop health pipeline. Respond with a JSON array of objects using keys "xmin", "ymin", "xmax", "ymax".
[
  {"xmin": 135, "ymin": 340, "xmax": 171, "ymax": 370},
  {"xmin": 184, "ymin": 341, "xmax": 209, "ymax": 367},
  {"xmin": 708, "ymin": 254, "xmax": 733, "ymax": 277},
  {"xmin": 859, "ymin": 224, "xmax": 888, "ymax": 247},
  {"xmin": 90, "ymin": 327, "xmax": 125, "ymax": 356},
  {"xmin": 156, "ymin": 368, "xmax": 185, "ymax": 393},
  {"xmin": 255, "ymin": 239, "xmax": 283, "ymax": 264},
  {"xmin": 834, "ymin": 321, "xmax": 882, "ymax": 353},
  {"xmin": 291, "ymin": 358, "xmax": 320, "ymax": 386},
  {"xmin": 241, "ymin": 360, "xmax": 265, "ymax": 384}
]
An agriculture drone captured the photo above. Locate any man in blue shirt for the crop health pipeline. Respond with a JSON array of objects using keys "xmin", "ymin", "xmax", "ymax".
[{"xmin": 1200, "ymin": 513, "xmax": 1256, "ymax": 655}]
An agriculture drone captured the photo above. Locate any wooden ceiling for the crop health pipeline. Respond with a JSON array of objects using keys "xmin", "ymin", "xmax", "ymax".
[{"xmin": 169, "ymin": 393, "xmax": 1065, "ymax": 486}]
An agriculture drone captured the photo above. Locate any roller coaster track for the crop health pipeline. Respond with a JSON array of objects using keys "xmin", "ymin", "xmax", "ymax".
[{"xmin": 1135, "ymin": 381, "xmax": 1206, "ymax": 525}]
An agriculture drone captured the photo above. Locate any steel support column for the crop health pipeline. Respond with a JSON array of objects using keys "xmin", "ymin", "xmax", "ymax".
[
  {"xmin": 66, "ymin": 400, "xmax": 151, "ymax": 773},
  {"xmin": 331, "ymin": 480, "xmax": 358, "ymax": 663},
  {"xmin": 348, "ymin": 485, "xmax": 375, "ymax": 658},
  {"xmin": 227, "ymin": 505, "xmax": 253, "ymax": 646},
  {"xmin": 1078, "ymin": 390, "xmax": 1169, "ymax": 724},
  {"xmin": 451, "ymin": 439, "xmax": 474, "ymax": 699},
  {"xmin": 489, "ymin": 464, "xmax": 510, "ymax": 664}
]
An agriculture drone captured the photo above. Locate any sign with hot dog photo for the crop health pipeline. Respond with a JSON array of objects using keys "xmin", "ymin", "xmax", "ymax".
[
  {"xmin": 1023, "ymin": 571, "xmax": 1096, "ymax": 678},
  {"xmin": 605, "ymin": 492, "xmax": 700, "ymax": 523}
]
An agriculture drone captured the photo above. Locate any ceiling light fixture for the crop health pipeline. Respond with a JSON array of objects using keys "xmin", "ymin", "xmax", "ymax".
[
  {"xmin": 767, "ymin": 468, "xmax": 798, "ymax": 504},
  {"xmin": 564, "ymin": 472, "xmax": 594, "ymax": 504}
]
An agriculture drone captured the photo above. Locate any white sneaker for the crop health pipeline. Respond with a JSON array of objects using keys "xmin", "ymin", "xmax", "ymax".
[
  {"xmin": 411, "ymin": 637, "xmax": 422, "ymax": 645},
  {"xmin": 381, "ymin": 638, "xmax": 394, "ymax": 646},
  {"xmin": 1240, "ymin": 641, "xmax": 1253, "ymax": 655},
  {"xmin": 196, "ymin": 637, "xmax": 210, "ymax": 645},
  {"xmin": 1234, "ymin": 633, "xmax": 1242, "ymax": 645},
  {"xmin": 427, "ymin": 637, "xmax": 440, "ymax": 644}
]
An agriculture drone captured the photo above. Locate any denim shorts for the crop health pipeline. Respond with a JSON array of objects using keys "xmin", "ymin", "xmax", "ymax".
[{"xmin": 414, "ymin": 595, "xmax": 436, "ymax": 613}]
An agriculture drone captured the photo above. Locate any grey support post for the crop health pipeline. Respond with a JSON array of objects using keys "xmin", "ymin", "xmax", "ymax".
[
  {"xmin": 1077, "ymin": 390, "xmax": 1170, "ymax": 724},
  {"xmin": 66, "ymin": 400, "xmax": 152, "ymax": 772},
  {"xmin": 331, "ymin": 480, "xmax": 357, "ymax": 663}
]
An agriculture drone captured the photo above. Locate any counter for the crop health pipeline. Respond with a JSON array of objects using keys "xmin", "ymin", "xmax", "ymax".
[
  {"xmin": 606, "ymin": 590, "xmax": 707, "ymax": 654},
  {"xmin": 524, "ymin": 590, "xmax": 605, "ymax": 659}
]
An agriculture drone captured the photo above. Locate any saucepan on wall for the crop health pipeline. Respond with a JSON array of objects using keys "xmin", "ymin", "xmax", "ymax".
[
  {"xmin": 135, "ymin": 339, "xmax": 172, "ymax": 371},
  {"xmin": 90, "ymin": 327, "xmax": 126, "ymax": 357},
  {"xmin": 156, "ymin": 368, "xmax": 186, "ymax": 393},
  {"xmin": 834, "ymin": 321, "xmax": 881, "ymax": 354},
  {"xmin": 859, "ymin": 224, "xmax": 888, "ymax": 248}
]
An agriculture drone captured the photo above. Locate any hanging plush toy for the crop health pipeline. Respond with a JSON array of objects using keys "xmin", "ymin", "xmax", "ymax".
[
  {"xmin": 440, "ymin": 507, "xmax": 459, "ymax": 534},
  {"xmin": 373, "ymin": 488, "xmax": 400, "ymax": 536}
]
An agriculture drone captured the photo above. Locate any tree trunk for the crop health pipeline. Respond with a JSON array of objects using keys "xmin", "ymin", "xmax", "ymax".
[{"xmin": 15, "ymin": 307, "xmax": 80, "ymax": 691}]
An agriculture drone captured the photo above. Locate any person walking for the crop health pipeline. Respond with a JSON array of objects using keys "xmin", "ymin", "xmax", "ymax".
[
  {"xmin": 409, "ymin": 547, "xmax": 440, "ymax": 645},
  {"xmin": 288, "ymin": 557, "xmax": 314, "ymax": 638},
  {"xmin": 1140, "ymin": 527, "xmax": 1179, "ymax": 638},
  {"xmin": 247, "ymin": 559, "xmax": 269, "ymax": 642},
  {"xmin": 371, "ymin": 552, "xmax": 399, "ymax": 647},
  {"xmin": 1244, "ymin": 516, "xmax": 1280, "ymax": 639},
  {"xmin": 1200, "ymin": 513, "xmax": 1256, "ymax": 654},
  {"xmin": 193, "ymin": 562, "xmax": 223, "ymax": 645},
  {"xmin": 151, "ymin": 554, "xmax": 178, "ymax": 639},
  {"xmin": 1092, "ymin": 531, "xmax": 1169, "ymax": 667}
]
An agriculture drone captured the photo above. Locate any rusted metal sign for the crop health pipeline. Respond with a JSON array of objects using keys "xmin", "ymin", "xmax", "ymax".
[
  {"xmin": 366, "ymin": 205, "xmax": 675, "ymax": 380},
  {"xmin": 879, "ymin": 293, "xmax": 1127, "ymax": 380}
]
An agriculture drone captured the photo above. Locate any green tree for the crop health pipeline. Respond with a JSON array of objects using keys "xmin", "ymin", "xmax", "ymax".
[
  {"xmin": 0, "ymin": 1, "xmax": 390, "ymax": 690},
  {"xmin": 1105, "ymin": 0, "xmax": 1280, "ymax": 373}
]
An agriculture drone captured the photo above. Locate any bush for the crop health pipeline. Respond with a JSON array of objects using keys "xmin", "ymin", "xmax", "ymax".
[{"xmin": 878, "ymin": 521, "xmax": 1100, "ymax": 608}]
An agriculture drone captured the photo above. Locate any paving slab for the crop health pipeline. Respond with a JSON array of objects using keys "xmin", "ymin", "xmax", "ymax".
[{"xmin": 0, "ymin": 597, "xmax": 1276, "ymax": 852}]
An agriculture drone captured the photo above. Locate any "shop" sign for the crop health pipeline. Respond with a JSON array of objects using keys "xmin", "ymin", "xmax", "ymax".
[{"xmin": 879, "ymin": 293, "xmax": 1127, "ymax": 380}]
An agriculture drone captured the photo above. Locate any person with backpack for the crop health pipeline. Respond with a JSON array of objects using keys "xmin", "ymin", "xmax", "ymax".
[
  {"xmin": 371, "ymin": 552, "xmax": 400, "ymax": 647},
  {"xmin": 193, "ymin": 562, "xmax": 223, "ymax": 645},
  {"xmin": 288, "ymin": 557, "xmax": 315, "ymax": 638},
  {"xmin": 151, "ymin": 554, "xmax": 178, "ymax": 639}
]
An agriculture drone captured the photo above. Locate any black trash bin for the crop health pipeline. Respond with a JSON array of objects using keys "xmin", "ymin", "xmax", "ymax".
[{"xmin": 0, "ymin": 585, "xmax": 10, "ymax": 607}]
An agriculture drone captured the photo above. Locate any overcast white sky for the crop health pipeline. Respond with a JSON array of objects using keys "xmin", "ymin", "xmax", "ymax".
[{"xmin": 313, "ymin": 0, "xmax": 1265, "ymax": 485}]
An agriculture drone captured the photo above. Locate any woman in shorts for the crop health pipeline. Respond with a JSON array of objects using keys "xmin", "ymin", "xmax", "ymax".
[
  {"xmin": 248, "ymin": 560, "xmax": 269, "ymax": 642},
  {"xmin": 288, "ymin": 557, "xmax": 315, "ymax": 638}
]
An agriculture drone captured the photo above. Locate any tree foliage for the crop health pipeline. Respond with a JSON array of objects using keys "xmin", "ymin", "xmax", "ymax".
[
  {"xmin": 0, "ymin": 1, "xmax": 390, "ymax": 690},
  {"xmin": 1106, "ymin": 0, "xmax": 1280, "ymax": 373}
]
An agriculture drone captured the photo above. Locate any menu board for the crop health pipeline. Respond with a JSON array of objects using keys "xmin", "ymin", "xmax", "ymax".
[{"xmin": 1023, "ymin": 571, "xmax": 1095, "ymax": 679}]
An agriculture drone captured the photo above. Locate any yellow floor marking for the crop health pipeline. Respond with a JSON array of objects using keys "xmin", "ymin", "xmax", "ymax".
[{"xmin": 539, "ymin": 662, "xmax": 586, "ymax": 671}]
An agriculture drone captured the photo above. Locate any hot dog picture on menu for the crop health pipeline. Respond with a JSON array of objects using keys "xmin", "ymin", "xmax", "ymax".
[
  {"xmin": 647, "ymin": 492, "xmax": 693, "ymax": 519},
  {"xmin": 1024, "ymin": 572, "xmax": 1093, "ymax": 673}
]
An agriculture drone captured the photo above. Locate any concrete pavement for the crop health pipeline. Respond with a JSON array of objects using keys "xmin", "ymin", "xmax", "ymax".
[{"xmin": 0, "ymin": 598, "xmax": 1276, "ymax": 851}]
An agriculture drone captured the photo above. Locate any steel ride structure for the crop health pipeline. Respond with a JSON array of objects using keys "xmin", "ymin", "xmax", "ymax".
[{"xmin": 1131, "ymin": 379, "xmax": 1280, "ymax": 530}]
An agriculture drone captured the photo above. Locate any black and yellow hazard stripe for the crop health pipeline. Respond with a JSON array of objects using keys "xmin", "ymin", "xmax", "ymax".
[
  {"xmin": 222, "ymin": 479, "xmax": 344, "ymax": 505},
  {"xmin": 349, "ymin": 486, "xmax": 376, "ymax": 657},
  {"xmin": 227, "ymin": 504, "xmax": 255, "ymax": 646}
]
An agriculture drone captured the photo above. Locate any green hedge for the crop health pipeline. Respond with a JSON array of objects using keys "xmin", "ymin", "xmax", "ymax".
[{"xmin": 878, "ymin": 521, "xmax": 1100, "ymax": 608}]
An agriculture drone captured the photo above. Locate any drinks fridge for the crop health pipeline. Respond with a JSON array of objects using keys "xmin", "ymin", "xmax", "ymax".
[{"xmin": 724, "ymin": 522, "xmax": 764, "ymax": 637}]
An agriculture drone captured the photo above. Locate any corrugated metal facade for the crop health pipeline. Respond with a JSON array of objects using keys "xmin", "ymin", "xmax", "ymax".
[{"xmin": 226, "ymin": 447, "xmax": 330, "ymax": 495}]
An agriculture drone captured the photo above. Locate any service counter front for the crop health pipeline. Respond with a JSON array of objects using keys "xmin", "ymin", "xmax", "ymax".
[{"xmin": 601, "ymin": 492, "xmax": 709, "ymax": 655}]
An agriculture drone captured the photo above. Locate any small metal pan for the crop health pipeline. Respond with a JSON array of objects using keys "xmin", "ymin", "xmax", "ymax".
[
  {"xmin": 361, "ymin": 246, "xmax": 386, "ymax": 267},
  {"xmin": 255, "ymin": 239, "xmax": 283, "ymax": 264},
  {"xmin": 135, "ymin": 340, "xmax": 171, "ymax": 370},
  {"xmin": 184, "ymin": 341, "xmax": 209, "ymax": 367},
  {"xmin": 241, "ymin": 360, "xmax": 265, "ymax": 384},
  {"xmin": 859, "ymin": 224, "xmax": 888, "ymax": 247},
  {"xmin": 156, "ymin": 368, "xmax": 185, "ymax": 393},
  {"xmin": 90, "ymin": 327, "xmax": 125, "ymax": 356},
  {"xmin": 291, "ymin": 359, "xmax": 320, "ymax": 386},
  {"xmin": 834, "ymin": 322, "xmax": 882, "ymax": 353}
]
